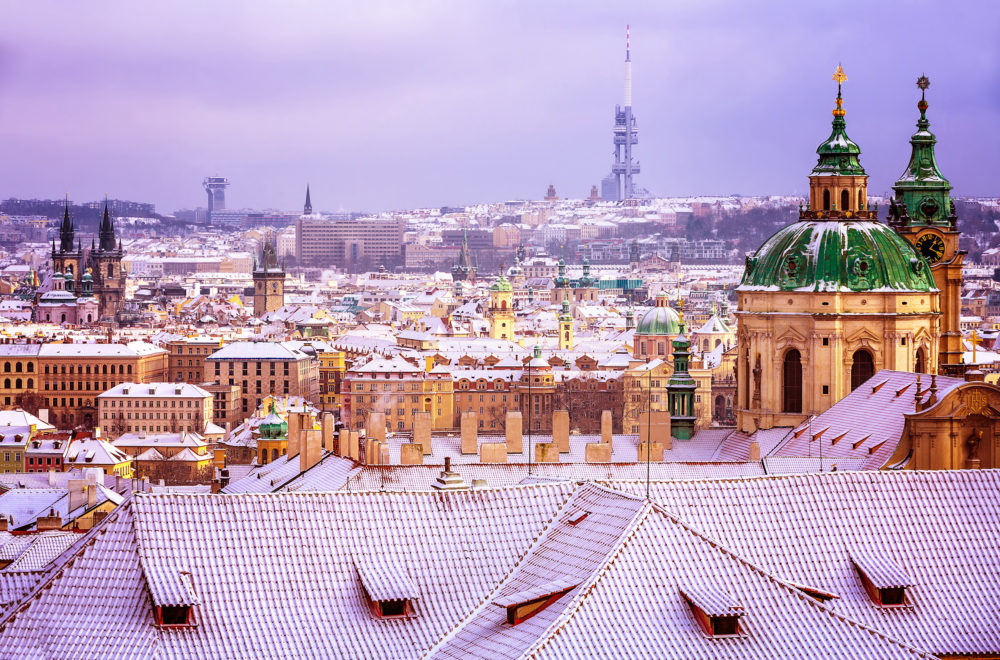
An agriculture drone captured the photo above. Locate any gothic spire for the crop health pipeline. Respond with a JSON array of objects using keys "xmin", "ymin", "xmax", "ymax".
[
  {"xmin": 99, "ymin": 197, "xmax": 117, "ymax": 251},
  {"xmin": 303, "ymin": 184, "xmax": 313, "ymax": 215},
  {"xmin": 59, "ymin": 195, "xmax": 74, "ymax": 253}
]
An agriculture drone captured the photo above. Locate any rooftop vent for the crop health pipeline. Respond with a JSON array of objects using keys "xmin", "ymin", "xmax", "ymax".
[
  {"xmin": 680, "ymin": 584, "xmax": 745, "ymax": 637},
  {"xmin": 492, "ymin": 577, "xmax": 579, "ymax": 625},
  {"xmin": 850, "ymin": 550, "xmax": 913, "ymax": 607},
  {"xmin": 431, "ymin": 456, "xmax": 468, "ymax": 491},
  {"xmin": 355, "ymin": 557, "xmax": 418, "ymax": 619}
]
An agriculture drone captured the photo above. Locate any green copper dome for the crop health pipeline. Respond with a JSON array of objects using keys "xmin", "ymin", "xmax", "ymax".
[
  {"xmin": 635, "ymin": 304, "xmax": 681, "ymax": 336},
  {"xmin": 740, "ymin": 220, "xmax": 936, "ymax": 293},
  {"xmin": 259, "ymin": 411, "xmax": 287, "ymax": 440},
  {"xmin": 490, "ymin": 275, "xmax": 512, "ymax": 292}
]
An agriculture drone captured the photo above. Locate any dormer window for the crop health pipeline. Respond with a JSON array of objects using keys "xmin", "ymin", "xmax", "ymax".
[
  {"xmin": 355, "ymin": 558, "xmax": 418, "ymax": 619},
  {"xmin": 680, "ymin": 584, "xmax": 745, "ymax": 637},
  {"xmin": 850, "ymin": 550, "xmax": 912, "ymax": 607},
  {"xmin": 492, "ymin": 577, "xmax": 578, "ymax": 625},
  {"xmin": 142, "ymin": 563, "xmax": 199, "ymax": 629}
]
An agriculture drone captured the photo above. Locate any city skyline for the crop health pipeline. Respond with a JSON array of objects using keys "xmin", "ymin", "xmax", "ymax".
[{"xmin": 0, "ymin": 1, "xmax": 997, "ymax": 213}]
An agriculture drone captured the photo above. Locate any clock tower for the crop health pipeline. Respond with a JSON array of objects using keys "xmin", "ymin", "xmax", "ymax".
[{"xmin": 889, "ymin": 76, "xmax": 964, "ymax": 375}]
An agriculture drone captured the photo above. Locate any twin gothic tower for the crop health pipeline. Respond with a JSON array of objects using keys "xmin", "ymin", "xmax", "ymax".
[
  {"xmin": 736, "ymin": 68, "xmax": 963, "ymax": 432},
  {"xmin": 50, "ymin": 200, "xmax": 125, "ymax": 323}
]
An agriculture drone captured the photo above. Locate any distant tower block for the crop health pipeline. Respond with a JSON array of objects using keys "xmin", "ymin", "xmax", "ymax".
[
  {"xmin": 610, "ymin": 25, "xmax": 640, "ymax": 201},
  {"xmin": 203, "ymin": 176, "xmax": 230, "ymax": 219},
  {"xmin": 589, "ymin": 185, "xmax": 601, "ymax": 201},
  {"xmin": 545, "ymin": 184, "xmax": 558, "ymax": 201}
]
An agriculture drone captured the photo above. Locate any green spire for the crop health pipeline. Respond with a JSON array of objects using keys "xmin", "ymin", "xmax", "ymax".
[
  {"xmin": 812, "ymin": 65, "xmax": 866, "ymax": 177},
  {"xmin": 892, "ymin": 75, "xmax": 953, "ymax": 227},
  {"xmin": 666, "ymin": 306, "xmax": 696, "ymax": 440}
]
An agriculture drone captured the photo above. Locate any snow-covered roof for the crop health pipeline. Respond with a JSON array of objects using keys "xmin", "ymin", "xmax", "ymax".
[{"xmin": 99, "ymin": 383, "xmax": 211, "ymax": 399}]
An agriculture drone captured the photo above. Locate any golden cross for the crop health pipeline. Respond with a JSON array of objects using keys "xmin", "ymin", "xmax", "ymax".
[
  {"xmin": 832, "ymin": 64, "xmax": 847, "ymax": 84},
  {"xmin": 971, "ymin": 329, "xmax": 980, "ymax": 363}
]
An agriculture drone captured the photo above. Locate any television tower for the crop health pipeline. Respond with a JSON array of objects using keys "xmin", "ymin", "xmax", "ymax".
[
  {"xmin": 202, "ymin": 176, "xmax": 230, "ymax": 219},
  {"xmin": 611, "ymin": 25, "xmax": 640, "ymax": 200}
]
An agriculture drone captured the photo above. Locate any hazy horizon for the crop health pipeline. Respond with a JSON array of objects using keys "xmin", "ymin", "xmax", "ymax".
[{"xmin": 0, "ymin": 1, "xmax": 997, "ymax": 214}]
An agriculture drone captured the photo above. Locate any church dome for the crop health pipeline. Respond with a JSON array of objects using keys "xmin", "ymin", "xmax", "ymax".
[
  {"xmin": 636, "ymin": 303, "xmax": 680, "ymax": 336},
  {"xmin": 740, "ymin": 219, "xmax": 936, "ymax": 293}
]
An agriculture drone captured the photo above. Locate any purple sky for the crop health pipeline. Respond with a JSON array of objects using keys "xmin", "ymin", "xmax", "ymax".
[{"xmin": 0, "ymin": 1, "xmax": 997, "ymax": 214}]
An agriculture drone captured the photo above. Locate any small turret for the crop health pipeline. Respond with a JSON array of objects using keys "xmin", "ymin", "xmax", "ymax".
[
  {"xmin": 99, "ymin": 199, "xmax": 116, "ymax": 252},
  {"xmin": 666, "ymin": 302, "xmax": 697, "ymax": 440}
]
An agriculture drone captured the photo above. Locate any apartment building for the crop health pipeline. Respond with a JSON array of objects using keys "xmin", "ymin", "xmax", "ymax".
[
  {"xmin": 0, "ymin": 344, "xmax": 40, "ymax": 408},
  {"xmin": 38, "ymin": 342, "xmax": 168, "ymax": 429},
  {"xmin": 167, "ymin": 337, "xmax": 222, "ymax": 383},
  {"xmin": 296, "ymin": 215, "xmax": 406, "ymax": 270},
  {"xmin": 342, "ymin": 356, "xmax": 453, "ymax": 432},
  {"xmin": 97, "ymin": 382, "xmax": 213, "ymax": 438},
  {"xmin": 204, "ymin": 341, "xmax": 318, "ymax": 416}
]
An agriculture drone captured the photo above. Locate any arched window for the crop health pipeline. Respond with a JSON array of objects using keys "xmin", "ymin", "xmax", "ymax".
[
  {"xmin": 2, "ymin": 379, "xmax": 8, "ymax": 389},
  {"xmin": 915, "ymin": 347, "xmax": 926, "ymax": 374},
  {"xmin": 107, "ymin": 264, "xmax": 113, "ymax": 278},
  {"xmin": 27, "ymin": 379, "xmax": 33, "ymax": 389},
  {"xmin": 823, "ymin": 190, "xmax": 831, "ymax": 211},
  {"xmin": 26, "ymin": 363, "xmax": 32, "ymax": 372},
  {"xmin": 841, "ymin": 189, "xmax": 850, "ymax": 211},
  {"xmin": 271, "ymin": 448, "xmax": 279, "ymax": 462},
  {"xmin": 14, "ymin": 363, "xmax": 21, "ymax": 373},
  {"xmin": 851, "ymin": 349, "xmax": 875, "ymax": 390},
  {"xmin": 501, "ymin": 300, "xmax": 507, "ymax": 310},
  {"xmin": 15, "ymin": 379, "xmax": 22, "ymax": 389},
  {"xmin": 782, "ymin": 349, "xmax": 802, "ymax": 413},
  {"xmin": 60, "ymin": 313, "xmax": 66, "ymax": 323},
  {"xmin": 2, "ymin": 363, "xmax": 8, "ymax": 373}
]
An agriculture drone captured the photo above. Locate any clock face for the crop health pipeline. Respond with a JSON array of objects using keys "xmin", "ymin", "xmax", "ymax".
[{"xmin": 916, "ymin": 233, "xmax": 946, "ymax": 264}]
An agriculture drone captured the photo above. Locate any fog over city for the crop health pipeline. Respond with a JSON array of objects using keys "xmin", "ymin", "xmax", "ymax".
[{"xmin": 0, "ymin": 0, "xmax": 997, "ymax": 211}]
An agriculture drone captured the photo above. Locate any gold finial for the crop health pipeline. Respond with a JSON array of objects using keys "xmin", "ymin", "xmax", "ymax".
[{"xmin": 832, "ymin": 64, "xmax": 847, "ymax": 117}]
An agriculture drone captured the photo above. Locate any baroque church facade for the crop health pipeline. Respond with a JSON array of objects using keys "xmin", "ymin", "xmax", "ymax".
[
  {"xmin": 736, "ymin": 69, "xmax": 960, "ymax": 434},
  {"xmin": 45, "ymin": 200, "xmax": 125, "ymax": 324}
]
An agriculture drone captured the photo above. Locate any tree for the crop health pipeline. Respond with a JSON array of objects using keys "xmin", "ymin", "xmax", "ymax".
[{"xmin": 14, "ymin": 391, "xmax": 44, "ymax": 417}]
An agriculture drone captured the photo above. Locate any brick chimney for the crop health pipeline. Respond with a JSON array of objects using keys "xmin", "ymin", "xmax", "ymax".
[
  {"xmin": 600, "ymin": 410, "xmax": 613, "ymax": 445},
  {"xmin": 479, "ymin": 442, "xmax": 507, "ymax": 463},
  {"xmin": 748, "ymin": 440, "xmax": 761, "ymax": 461},
  {"xmin": 321, "ymin": 412, "xmax": 335, "ymax": 452},
  {"xmin": 0, "ymin": 515, "xmax": 8, "ymax": 532},
  {"xmin": 68, "ymin": 479, "xmax": 87, "ymax": 512}
]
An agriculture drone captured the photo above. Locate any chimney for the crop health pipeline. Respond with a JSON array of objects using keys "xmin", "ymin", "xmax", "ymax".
[
  {"xmin": 37, "ymin": 509, "xmax": 61, "ymax": 531},
  {"xmin": 552, "ymin": 410, "xmax": 570, "ymax": 452},
  {"xmin": 299, "ymin": 428, "xmax": 322, "ymax": 473},
  {"xmin": 0, "ymin": 515, "xmax": 8, "ymax": 532},
  {"xmin": 287, "ymin": 412, "xmax": 302, "ymax": 458},
  {"xmin": 87, "ymin": 484, "xmax": 97, "ymax": 509},
  {"xmin": 48, "ymin": 469, "xmax": 57, "ymax": 487},
  {"xmin": 220, "ymin": 466, "xmax": 230, "ymax": 489},
  {"xmin": 460, "ymin": 412, "xmax": 478, "ymax": 454},
  {"xmin": 68, "ymin": 479, "xmax": 87, "ymax": 512},
  {"xmin": 432, "ymin": 456, "xmax": 468, "ymax": 490},
  {"xmin": 748, "ymin": 440, "xmax": 761, "ymax": 461},
  {"xmin": 367, "ymin": 412, "xmax": 387, "ymax": 443},
  {"xmin": 413, "ymin": 411, "xmax": 432, "ymax": 455},
  {"xmin": 504, "ymin": 411, "xmax": 523, "ymax": 453},
  {"xmin": 321, "ymin": 412, "xmax": 335, "ymax": 452},
  {"xmin": 600, "ymin": 410, "xmax": 613, "ymax": 445},
  {"xmin": 213, "ymin": 447, "xmax": 227, "ymax": 468},
  {"xmin": 479, "ymin": 442, "xmax": 508, "ymax": 463}
]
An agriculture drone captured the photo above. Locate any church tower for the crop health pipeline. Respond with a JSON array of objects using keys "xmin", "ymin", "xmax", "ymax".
[
  {"xmin": 666, "ymin": 305, "xmax": 696, "ymax": 440},
  {"xmin": 488, "ymin": 274, "xmax": 515, "ymax": 341},
  {"xmin": 90, "ymin": 200, "xmax": 125, "ymax": 321},
  {"xmin": 558, "ymin": 298, "xmax": 573, "ymax": 350},
  {"xmin": 889, "ymin": 77, "xmax": 964, "ymax": 375},
  {"xmin": 736, "ymin": 67, "xmax": 940, "ymax": 432},
  {"xmin": 52, "ymin": 197, "xmax": 83, "ymax": 280},
  {"xmin": 253, "ymin": 234, "xmax": 286, "ymax": 317}
]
